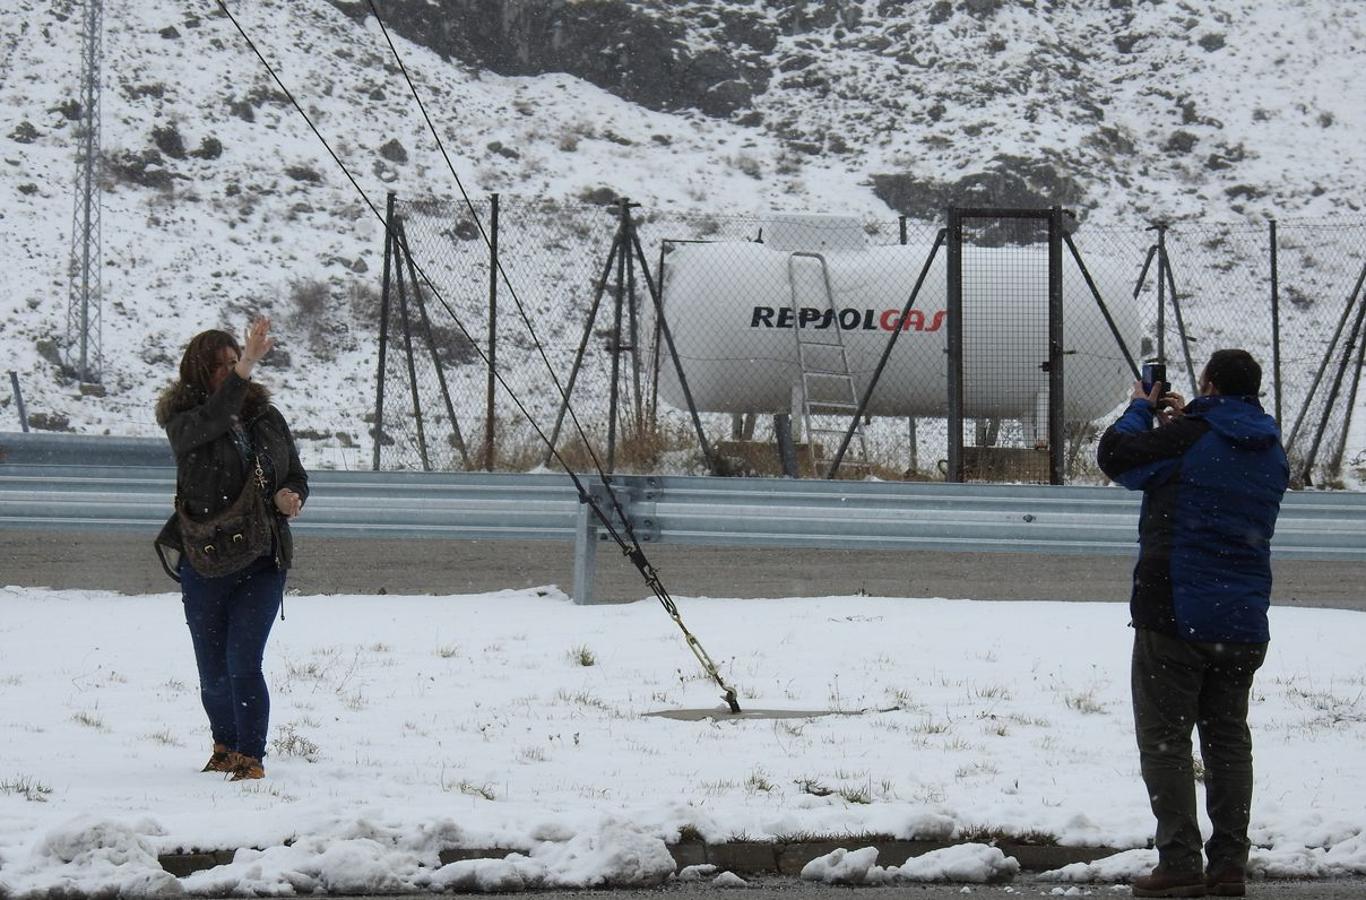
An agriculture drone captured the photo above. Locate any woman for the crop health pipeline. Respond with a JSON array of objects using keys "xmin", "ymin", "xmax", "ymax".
[{"xmin": 155, "ymin": 317, "xmax": 308, "ymax": 781}]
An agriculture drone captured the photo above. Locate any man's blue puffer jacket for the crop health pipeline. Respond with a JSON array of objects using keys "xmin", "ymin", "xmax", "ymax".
[{"xmin": 1097, "ymin": 394, "xmax": 1288, "ymax": 643}]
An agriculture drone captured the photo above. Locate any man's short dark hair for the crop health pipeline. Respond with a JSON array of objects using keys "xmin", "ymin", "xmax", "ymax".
[{"xmin": 1205, "ymin": 349, "xmax": 1261, "ymax": 396}]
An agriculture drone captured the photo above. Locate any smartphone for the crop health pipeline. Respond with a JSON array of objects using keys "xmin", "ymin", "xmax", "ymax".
[{"xmin": 1141, "ymin": 362, "xmax": 1170, "ymax": 397}]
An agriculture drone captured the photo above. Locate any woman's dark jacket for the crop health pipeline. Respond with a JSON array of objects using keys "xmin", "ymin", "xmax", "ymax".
[
  {"xmin": 154, "ymin": 371, "xmax": 309, "ymax": 572},
  {"xmin": 1096, "ymin": 395, "xmax": 1288, "ymax": 643}
]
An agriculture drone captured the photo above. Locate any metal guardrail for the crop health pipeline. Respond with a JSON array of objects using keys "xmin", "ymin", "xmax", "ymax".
[
  {"xmin": 2, "ymin": 432, "xmax": 1364, "ymax": 602},
  {"xmin": 0, "ymin": 432, "xmax": 173, "ymax": 467}
]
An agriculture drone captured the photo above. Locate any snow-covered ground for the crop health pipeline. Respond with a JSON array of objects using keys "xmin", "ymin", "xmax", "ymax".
[{"xmin": 1, "ymin": 586, "xmax": 1364, "ymax": 894}]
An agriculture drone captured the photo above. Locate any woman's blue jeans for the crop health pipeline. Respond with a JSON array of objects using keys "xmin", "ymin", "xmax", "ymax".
[{"xmin": 180, "ymin": 555, "xmax": 284, "ymax": 761}]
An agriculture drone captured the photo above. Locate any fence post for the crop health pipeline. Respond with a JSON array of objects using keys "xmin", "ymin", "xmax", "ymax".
[
  {"xmin": 1270, "ymin": 218, "xmax": 1282, "ymax": 425},
  {"xmin": 945, "ymin": 207, "xmax": 964, "ymax": 482},
  {"xmin": 484, "ymin": 193, "xmax": 499, "ymax": 471},
  {"xmin": 1047, "ymin": 207, "xmax": 1065, "ymax": 486},
  {"xmin": 371, "ymin": 191, "xmax": 397, "ymax": 471},
  {"xmin": 1155, "ymin": 223, "xmax": 1167, "ymax": 364},
  {"xmin": 899, "ymin": 215, "xmax": 912, "ymax": 471}
]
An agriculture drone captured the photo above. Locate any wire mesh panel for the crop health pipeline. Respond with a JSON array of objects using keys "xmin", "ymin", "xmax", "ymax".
[
  {"xmin": 488, "ymin": 198, "xmax": 621, "ymax": 470},
  {"xmin": 371, "ymin": 196, "xmax": 490, "ymax": 471},
  {"xmin": 1151, "ymin": 223, "xmax": 1274, "ymax": 404},
  {"xmin": 1277, "ymin": 218, "xmax": 1366, "ymax": 485},
  {"xmin": 384, "ymin": 195, "xmax": 623, "ymax": 471},
  {"xmin": 367, "ymin": 195, "xmax": 1363, "ymax": 484}
]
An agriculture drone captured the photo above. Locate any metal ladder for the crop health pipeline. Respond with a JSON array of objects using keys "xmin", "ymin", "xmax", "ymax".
[{"xmin": 786, "ymin": 252, "xmax": 870, "ymax": 477}]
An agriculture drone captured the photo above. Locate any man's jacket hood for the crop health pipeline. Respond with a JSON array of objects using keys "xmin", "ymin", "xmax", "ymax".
[{"xmin": 1185, "ymin": 395, "xmax": 1280, "ymax": 451}]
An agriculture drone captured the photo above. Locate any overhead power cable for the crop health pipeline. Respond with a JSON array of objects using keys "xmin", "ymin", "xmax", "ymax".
[{"xmin": 213, "ymin": 0, "xmax": 740, "ymax": 713}]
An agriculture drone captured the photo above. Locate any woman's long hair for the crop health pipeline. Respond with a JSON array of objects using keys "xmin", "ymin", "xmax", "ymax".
[{"xmin": 178, "ymin": 329, "xmax": 241, "ymax": 391}]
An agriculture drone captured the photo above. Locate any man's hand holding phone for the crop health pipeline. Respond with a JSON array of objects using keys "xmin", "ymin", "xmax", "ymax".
[{"xmin": 1133, "ymin": 362, "xmax": 1185, "ymax": 424}]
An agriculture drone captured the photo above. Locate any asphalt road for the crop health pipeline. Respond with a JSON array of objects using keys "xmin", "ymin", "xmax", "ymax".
[
  {"xmin": 2, "ymin": 529, "xmax": 1363, "ymax": 610},
  {"xmin": 346, "ymin": 875, "xmax": 1366, "ymax": 899}
]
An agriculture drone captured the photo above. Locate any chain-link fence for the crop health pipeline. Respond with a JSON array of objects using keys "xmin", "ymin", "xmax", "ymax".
[
  {"xmin": 370, "ymin": 194, "xmax": 1366, "ymax": 486},
  {"xmin": 1276, "ymin": 219, "xmax": 1366, "ymax": 486}
]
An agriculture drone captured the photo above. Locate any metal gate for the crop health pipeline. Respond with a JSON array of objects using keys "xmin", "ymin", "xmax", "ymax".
[{"xmin": 946, "ymin": 207, "xmax": 1065, "ymax": 485}]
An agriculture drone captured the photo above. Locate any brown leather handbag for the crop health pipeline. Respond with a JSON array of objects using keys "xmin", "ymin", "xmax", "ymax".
[{"xmin": 177, "ymin": 457, "xmax": 273, "ymax": 577}]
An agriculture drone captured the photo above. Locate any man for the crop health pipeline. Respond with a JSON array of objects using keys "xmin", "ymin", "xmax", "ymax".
[{"xmin": 1097, "ymin": 349, "xmax": 1288, "ymax": 899}]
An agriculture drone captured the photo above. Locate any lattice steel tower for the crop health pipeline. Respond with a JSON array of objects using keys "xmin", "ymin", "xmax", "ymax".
[{"xmin": 65, "ymin": 0, "xmax": 103, "ymax": 383}]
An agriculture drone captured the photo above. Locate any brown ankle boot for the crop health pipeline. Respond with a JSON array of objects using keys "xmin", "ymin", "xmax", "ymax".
[
  {"xmin": 1132, "ymin": 867, "xmax": 1207, "ymax": 897},
  {"xmin": 201, "ymin": 744, "xmax": 237, "ymax": 773},
  {"xmin": 229, "ymin": 755, "xmax": 265, "ymax": 781}
]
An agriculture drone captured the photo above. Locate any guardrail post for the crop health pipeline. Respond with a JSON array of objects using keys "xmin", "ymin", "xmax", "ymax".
[{"xmin": 572, "ymin": 496, "xmax": 599, "ymax": 605}]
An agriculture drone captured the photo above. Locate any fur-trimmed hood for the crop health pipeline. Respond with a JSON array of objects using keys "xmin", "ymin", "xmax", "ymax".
[{"xmin": 155, "ymin": 379, "xmax": 273, "ymax": 427}]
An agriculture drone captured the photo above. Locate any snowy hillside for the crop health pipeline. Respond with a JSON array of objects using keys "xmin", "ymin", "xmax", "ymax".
[{"xmin": 0, "ymin": 0, "xmax": 1363, "ymax": 472}]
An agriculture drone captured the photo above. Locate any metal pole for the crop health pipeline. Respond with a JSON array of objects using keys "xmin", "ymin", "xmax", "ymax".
[
  {"xmin": 946, "ymin": 208, "xmax": 964, "ymax": 482},
  {"xmin": 607, "ymin": 200, "xmax": 629, "ymax": 472},
  {"xmin": 571, "ymin": 494, "xmax": 600, "ymax": 605},
  {"xmin": 1132, "ymin": 243, "xmax": 1158, "ymax": 302},
  {"xmin": 484, "ymin": 193, "xmax": 498, "ymax": 471},
  {"xmin": 907, "ymin": 417, "xmax": 918, "ymax": 475},
  {"xmin": 392, "ymin": 228, "xmax": 431, "ymax": 472},
  {"xmin": 898, "ymin": 215, "xmax": 907, "ymax": 246},
  {"xmin": 1270, "ymin": 218, "xmax": 1283, "ymax": 425},
  {"xmin": 827, "ymin": 231, "xmax": 945, "ymax": 476},
  {"xmin": 626, "ymin": 209, "xmax": 644, "ymax": 437},
  {"xmin": 1047, "ymin": 207, "xmax": 1065, "ymax": 486},
  {"xmin": 9, "ymin": 371, "xmax": 29, "ymax": 432},
  {"xmin": 649, "ymin": 241, "xmax": 667, "ymax": 430},
  {"xmin": 1155, "ymin": 224, "xmax": 1167, "ymax": 364},
  {"xmin": 1160, "ymin": 243, "xmax": 1200, "ymax": 396},
  {"xmin": 774, "ymin": 414, "xmax": 798, "ymax": 477},
  {"xmin": 398, "ymin": 222, "xmax": 469, "ymax": 468},
  {"xmin": 371, "ymin": 191, "xmax": 396, "ymax": 471}
]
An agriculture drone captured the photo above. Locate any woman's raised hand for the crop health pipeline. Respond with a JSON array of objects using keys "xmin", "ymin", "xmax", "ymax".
[
  {"xmin": 243, "ymin": 317, "xmax": 273, "ymax": 363},
  {"xmin": 235, "ymin": 318, "xmax": 274, "ymax": 379}
]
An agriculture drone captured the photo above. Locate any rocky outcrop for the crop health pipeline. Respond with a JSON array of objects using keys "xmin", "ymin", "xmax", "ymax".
[
  {"xmin": 871, "ymin": 156, "xmax": 1090, "ymax": 221},
  {"xmin": 328, "ymin": 0, "xmax": 771, "ymax": 117}
]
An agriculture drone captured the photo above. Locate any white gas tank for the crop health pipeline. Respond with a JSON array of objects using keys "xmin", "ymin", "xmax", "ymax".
[{"xmin": 652, "ymin": 241, "xmax": 1140, "ymax": 421}]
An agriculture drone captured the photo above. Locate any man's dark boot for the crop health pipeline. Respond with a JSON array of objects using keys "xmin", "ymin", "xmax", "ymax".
[
  {"xmin": 1205, "ymin": 866, "xmax": 1246, "ymax": 897},
  {"xmin": 1132, "ymin": 868, "xmax": 1206, "ymax": 898}
]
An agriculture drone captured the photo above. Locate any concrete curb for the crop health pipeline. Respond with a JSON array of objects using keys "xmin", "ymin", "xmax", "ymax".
[
  {"xmin": 158, "ymin": 840, "xmax": 1123, "ymax": 878},
  {"xmin": 660, "ymin": 840, "xmax": 1121, "ymax": 875}
]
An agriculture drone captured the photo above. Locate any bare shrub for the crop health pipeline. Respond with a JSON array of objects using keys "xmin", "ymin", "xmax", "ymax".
[
  {"xmin": 271, "ymin": 723, "xmax": 321, "ymax": 762},
  {"xmin": 289, "ymin": 278, "xmax": 331, "ymax": 319}
]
